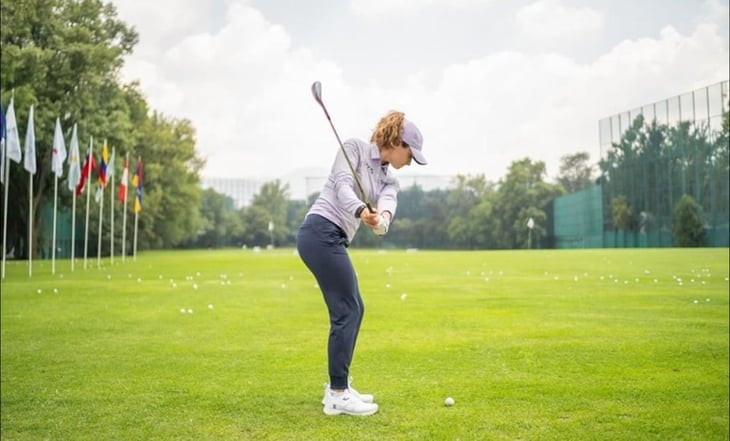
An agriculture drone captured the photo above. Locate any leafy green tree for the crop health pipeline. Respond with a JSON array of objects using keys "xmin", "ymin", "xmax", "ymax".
[
  {"xmin": 611, "ymin": 195, "xmax": 632, "ymax": 247},
  {"xmin": 445, "ymin": 175, "xmax": 497, "ymax": 249},
  {"xmin": 672, "ymin": 194, "xmax": 705, "ymax": 247},
  {"xmin": 193, "ymin": 188, "xmax": 243, "ymax": 248},
  {"xmin": 557, "ymin": 152, "xmax": 595, "ymax": 193},
  {"xmin": 1, "ymin": 0, "xmax": 138, "ymax": 257},
  {"xmin": 241, "ymin": 180, "xmax": 290, "ymax": 247},
  {"xmin": 492, "ymin": 158, "xmax": 563, "ymax": 249}
]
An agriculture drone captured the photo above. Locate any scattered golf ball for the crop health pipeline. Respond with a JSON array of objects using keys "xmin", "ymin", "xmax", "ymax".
[
  {"xmin": 36, "ymin": 288, "xmax": 42, "ymax": 294},
  {"xmin": 180, "ymin": 308, "xmax": 186, "ymax": 314},
  {"xmin": 107, "ymin": 275, "xmax": 112, "ymax": 280},
  {"xmin": 193, "ymin": 283, "xmax": 198, "ymax": 290},
  {"xmin": 445, "ymin": 397, "xmax": 454, "ymax": 407},
  {"xmin": 208, "ymin": 304, "xmax": 214, "ymax": 309},
  {"xmin": 400, "ymin": 293, "xmax": 407, "ymax": 300},
  {"xmin": 706, "ymin": 298, "xmax": 710, "ymax": 302},
  {"xmin": 53, "ymin": 288, "xmax": 58, "ymax": 294},
  {"xmin": 187, "ymin": 308, "xmax": 193, "ymax": 314},
  {"xmin": 693, "ymin": 300, "xmax": 699, "ymax": 304}
]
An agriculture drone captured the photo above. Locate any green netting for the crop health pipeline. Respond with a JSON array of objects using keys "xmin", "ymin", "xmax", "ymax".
[{"xmin": 550, "ymin": 185, "xmax": 604, "ymax": 248}]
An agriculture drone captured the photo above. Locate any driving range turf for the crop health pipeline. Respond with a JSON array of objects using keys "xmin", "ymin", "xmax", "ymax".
[{"xmin": 1, "ymin": 248, "xmax": 728, "ymax": 440}]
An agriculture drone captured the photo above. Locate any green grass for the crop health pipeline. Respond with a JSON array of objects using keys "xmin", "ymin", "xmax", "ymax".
[{"xmin": 1, "ymin": 248, "xmax": 728, "ymax": 440}]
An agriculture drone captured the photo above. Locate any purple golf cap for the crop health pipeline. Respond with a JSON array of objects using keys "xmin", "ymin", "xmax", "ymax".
[{"xmin": 403, "ymin": 119, "xmax": 427, "ymax": 165}]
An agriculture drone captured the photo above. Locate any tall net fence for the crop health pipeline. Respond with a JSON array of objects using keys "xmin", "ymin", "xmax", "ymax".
[{"xmin": 597, "ymin": 80, "xmax": 729, "ymax": 247}]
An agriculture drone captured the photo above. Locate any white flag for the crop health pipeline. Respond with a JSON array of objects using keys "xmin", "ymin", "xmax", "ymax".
[
  {"xmin": 107, "ymin": 147, "xmax": 115, "ymax": 178},
  {"xmin": 52, "ymin": 117, "xmax": 67, "ymax": 177},
  {"xmin": 4, "ymin": 98, "xmax": 21, "ymax": 163},
  {"xmin": 23, "ymin": 105, "xmax": 36, "ymax": 175},
  {"xmin": 67, "ymin": 124, "xmax": 81, "ymax": 191}
]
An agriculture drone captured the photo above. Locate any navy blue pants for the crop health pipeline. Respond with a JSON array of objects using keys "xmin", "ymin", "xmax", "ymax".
[{"xmin": 296, "ymin": 214, "xmax": 364, "ymax": 390}]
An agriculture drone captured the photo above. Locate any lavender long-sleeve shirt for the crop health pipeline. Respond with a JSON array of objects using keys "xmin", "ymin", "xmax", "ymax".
[{"xmin": 307, "ymin": 138, "xmax": 399, "ymax": 241}]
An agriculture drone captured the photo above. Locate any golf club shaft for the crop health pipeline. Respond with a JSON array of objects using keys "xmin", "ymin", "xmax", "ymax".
[{"xmin": 311, "ymin": 82, "xmax": 374, "ymax": 213}]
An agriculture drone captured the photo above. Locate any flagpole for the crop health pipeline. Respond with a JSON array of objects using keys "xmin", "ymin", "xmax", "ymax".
[
  {"xmin": 28, "ymin": 167, "xmax": 33, "ymax": 277},
  {"xmin": 26, "ymin": 105, "xmax": 36, "ymax": 278},
  {"xmin": 71, "ymin": 191, "xmax": 76, "ymax": 272},
  {"xmin": 133, "ymin": 155, "xmax": 140, "ymax": 262},
  {"xmin": 83, "ymin": 137, "xmax": 93, "ymax": 270},
  {"xmin": 68, "ymin": 123, "xmax": 80, "ymax": 273},
  {"xmin": 2, "ymin": 94, "xmax": 19, "ymax": 279},
  {"xmin": 109, "ymin": 148, "xmax": 115, "ymax": 265},
  {"xmin": 97, "ymin": 181, "xmax": 104, "ymax": 269},
  {"xmin": 133, "ymin": 209, "xmax": 138, "ymax": 262},
  {"xmin": 121, "ymin": 152, "xmax": 128, "ymax": 263},
  {"xmin": 52, "ymin": 175, "xmax": 58, "ymax": 275},
  {"xmin": 1, "ymin": 161, "xmax": 9, "ymax": 279}
]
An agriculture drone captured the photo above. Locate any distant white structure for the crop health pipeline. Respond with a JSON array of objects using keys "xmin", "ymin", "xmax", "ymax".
[
  {"xmin": 203, "ymin": 174, "xmax": 456, "ymax": 207},
  {"xmin": 201, "ymin": 177, "xmax": 267, "ymax": 208}
]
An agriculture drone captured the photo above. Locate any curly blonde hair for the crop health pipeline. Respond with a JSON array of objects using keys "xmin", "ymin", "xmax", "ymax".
[{"xmin": 370, "ymin": 111, "xmax": 405, "ymax": 151}]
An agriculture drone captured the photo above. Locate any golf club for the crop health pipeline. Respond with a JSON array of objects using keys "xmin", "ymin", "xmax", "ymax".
[{"xmin": 311, "ymin": 81, "xmax": 374, "ymax": 213}]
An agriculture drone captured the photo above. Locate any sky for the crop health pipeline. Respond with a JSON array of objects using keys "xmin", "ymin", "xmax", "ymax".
[{"xmin": 111, "ymin": 0, "xmax": 730, "ymax": 198}]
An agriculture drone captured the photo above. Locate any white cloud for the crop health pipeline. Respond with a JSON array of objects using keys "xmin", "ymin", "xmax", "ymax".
[
  {"xmin": 116, "ymin": 0, "xmax": 729, "ymax": 199},
  {"xmin": 699, "ymin": 0, "xmax": 730, "ymax": 27},
  {"xmin": 516, "ymin": 0, "xmax": 604, "ymax": 41},
  {"xmin": 349, "ymin": 0, "xmax": 490, "ymax": 17}
]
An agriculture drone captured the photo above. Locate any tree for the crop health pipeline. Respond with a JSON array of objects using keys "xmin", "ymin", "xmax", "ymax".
[
  {"xmin": 672, "ymin": 194, "xmax": 705, "ymax": 247},
  {"xmin": 241, "ymin": 180, "xmax": 290, "ymax": 247},
  {"xmin": 1, "ymin": 0, "xmax": 138, "ymax": 258},
  {"xmin": 492, "ymin": 158, "xmax": 563, "ymax": 249},
  {"xmin": 557, "ymin": 152, "xmax": 595, "ymax": 193},
  {"xmin": 193, "ymin": 188, "xmax": 243, "ymax": 248},
  {"xmin": 611, "ymin": 195, "xmax": 632, "ymax": 247}
]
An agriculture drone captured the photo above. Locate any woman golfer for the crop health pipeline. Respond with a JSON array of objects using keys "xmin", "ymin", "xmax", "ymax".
[{"xmin": 296, "ymin": 110, "xmax": 427, "ymax": 416}]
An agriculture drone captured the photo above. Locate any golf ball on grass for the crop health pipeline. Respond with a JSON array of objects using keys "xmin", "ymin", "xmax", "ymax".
[{"xmin": 445, "ymin": 397, "xmax": 454, "ymax": 407}]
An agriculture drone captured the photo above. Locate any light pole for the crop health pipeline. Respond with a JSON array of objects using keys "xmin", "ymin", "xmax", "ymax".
[{"xmin": 527, "ymin": 217, "xmax": 535, "ymax": 249}]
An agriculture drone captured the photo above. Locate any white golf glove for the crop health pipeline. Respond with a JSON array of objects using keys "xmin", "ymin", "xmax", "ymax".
[{"xmin": 373, "ymin": 213, "xmax": 389, "ymax": 236}]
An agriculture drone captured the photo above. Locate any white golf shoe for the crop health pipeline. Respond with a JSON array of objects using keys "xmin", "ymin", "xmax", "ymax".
[
  {"xmin": 322, "ymin": 389, "xmax": 378, "ymax": 416},
  {"xmin": 321, "ymin": 382, "xmax": 374, "ymax": 405}
]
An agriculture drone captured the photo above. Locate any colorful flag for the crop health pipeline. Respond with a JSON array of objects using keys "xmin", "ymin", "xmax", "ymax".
[
  {"xmin": 75, "ymin": 148, "xmax": 96, "ymax": 196},
  {"xmin": 132, "ymin": 159, "xmax": 143, "ymax": 213},
  {"xmin": 51, "ymin": 117, "xmax": 67, "ymax": 177},
  {"xmin": 23, "ymin": 105, "xmax": 36, "ymax": 175},
  {"xmin": 67, "ymin": 124, "xmax": 81, "ymax": 192},
  {"xmin": 98, "ymin": 140, "xmax": 109, "ymax": 187},
  {"xmin": 118, "ymin": 154, "xmax": 129, "ymax": 203}
]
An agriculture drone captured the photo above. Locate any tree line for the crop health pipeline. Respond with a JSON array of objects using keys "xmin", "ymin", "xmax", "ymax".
[{"xmin": 2, "ymin": 0, "xmax": 204, "ymax": 258}]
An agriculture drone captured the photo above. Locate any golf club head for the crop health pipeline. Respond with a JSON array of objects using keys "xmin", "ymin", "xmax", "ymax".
[{"xmin": 311, "ymin": 81, "xmax": 323, "ymax": 104}]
